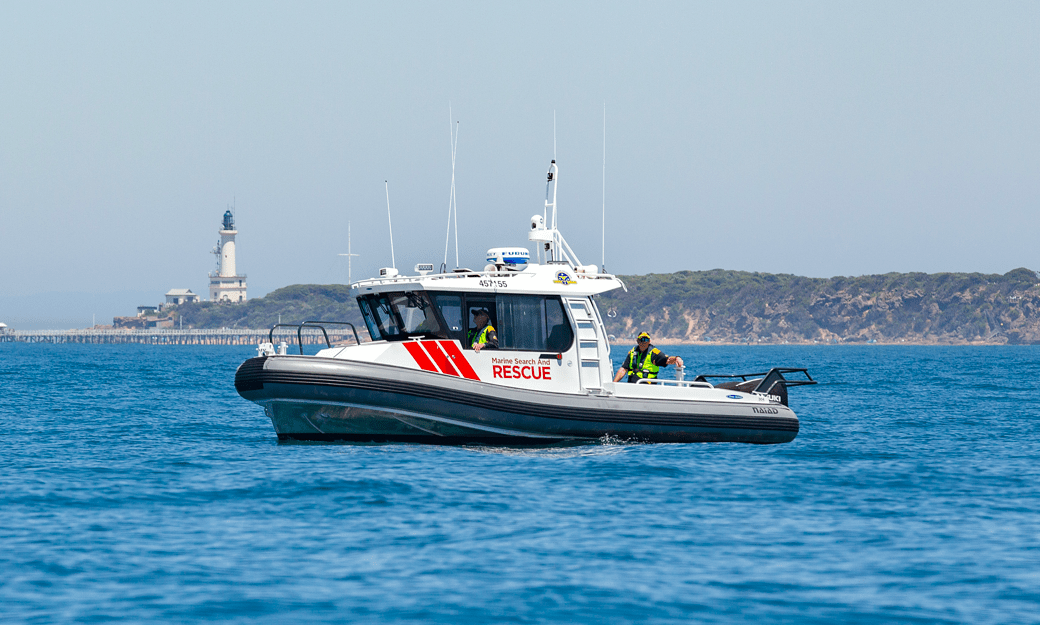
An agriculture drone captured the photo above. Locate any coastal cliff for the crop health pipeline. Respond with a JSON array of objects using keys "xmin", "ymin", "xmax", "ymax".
[
  {"xmin": 598, "ymin": 267, "xmax": 1040, "ymax": 344},
  {"xmin": 172, "ymin": 268, "xmax": 1040, "ymax": 345}
]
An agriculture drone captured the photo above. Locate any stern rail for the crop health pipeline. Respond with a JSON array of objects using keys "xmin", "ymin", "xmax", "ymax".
[{"xmin": 693, "ymin": 368, "xmax": 817, "ymax": 406}]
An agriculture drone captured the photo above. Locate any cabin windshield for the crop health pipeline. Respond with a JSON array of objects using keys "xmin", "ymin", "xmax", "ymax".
[{"xmin": 357, "ymin": 292, "xmax": 447, "ymax": 341}]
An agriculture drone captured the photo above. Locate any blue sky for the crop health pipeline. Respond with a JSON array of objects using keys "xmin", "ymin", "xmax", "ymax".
[{"xmin": 2, "ymin": 2, "xmax": 1038, "ymax": 327}]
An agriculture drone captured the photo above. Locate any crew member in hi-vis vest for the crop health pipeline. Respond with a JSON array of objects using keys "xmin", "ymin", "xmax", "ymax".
[
  {"xmin": 469, "ymin": 308, "xmax": 499, "ymax": 352},
  {"xmin": 613, "ymin": 332, "xmax": 684, "ymax": 383}
]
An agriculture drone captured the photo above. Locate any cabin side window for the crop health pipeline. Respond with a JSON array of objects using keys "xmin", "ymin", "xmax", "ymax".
[
  {"xmin": 544, "ymin": 297, "xmax": 573, "ymax": 352},
  {"xmin": 495, "ymin": 295, "xmax": 543, "ymax": 350},
  {"xmin": 358, "ymin": 298, "xmax": 382, "ymax": 341},
  {"xmin": 370, "ymin": 295, "xmax": 401, "ymax": 337},
  {"xmin": 494, "ymin": 295, "xmax": 573, "ymax": 352}
]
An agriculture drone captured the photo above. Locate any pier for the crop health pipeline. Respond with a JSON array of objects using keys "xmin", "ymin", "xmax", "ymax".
[{"xmin": 0, "ymin": 328, "xmax": 359, "ymax": 346}]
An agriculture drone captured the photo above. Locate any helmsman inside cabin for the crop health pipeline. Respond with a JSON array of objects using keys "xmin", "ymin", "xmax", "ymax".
[{"xmin": 469, "ymin": 308, "xmax": 499, "ymax": 352}]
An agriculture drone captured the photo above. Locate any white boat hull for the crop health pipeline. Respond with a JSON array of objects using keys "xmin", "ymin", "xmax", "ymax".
[{"xmin": 236, "ymin": 355, "xmax": 800, "ymax": 444}]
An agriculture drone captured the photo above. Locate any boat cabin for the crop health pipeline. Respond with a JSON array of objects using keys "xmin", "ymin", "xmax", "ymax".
[
  {"xmin": 356, "ymin": 289, "xmax": 573, "ymax": 353},
  {"xmin": 317, "ymin": 263, "xmax": 622, "ymax": 395}
]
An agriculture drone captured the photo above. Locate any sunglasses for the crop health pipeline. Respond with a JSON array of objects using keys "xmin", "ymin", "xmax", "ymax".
[{"xmin": 638, "ymin": 338, "xmax": 650, "ymax": 343}]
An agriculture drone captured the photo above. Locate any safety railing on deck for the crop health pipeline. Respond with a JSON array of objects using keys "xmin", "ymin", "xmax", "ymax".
[
  {"xmin": 267, "ymin": 320, "xmax": 361, "ymax": 355},
  {"xmin": 635, "ymin": 378, "xmax": 715, "ymax": 388},
  {"xmin": 634, "ymin": 365, "xmax": 711, "ymax": 388}
]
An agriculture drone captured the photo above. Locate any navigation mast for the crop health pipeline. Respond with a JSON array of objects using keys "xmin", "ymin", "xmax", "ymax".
[
  {"xmin": 529, "ymin": 160, "xmax": 586, "ymax": 269},
  {"xmin": 338, "ymin": 222, "xmax": 360, "ymax": 286}
]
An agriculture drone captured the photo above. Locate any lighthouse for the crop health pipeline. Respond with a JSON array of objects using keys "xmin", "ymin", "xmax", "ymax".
[{"xmin": 209, "ymin": 209, "xmax": 248, "ymax": 302}]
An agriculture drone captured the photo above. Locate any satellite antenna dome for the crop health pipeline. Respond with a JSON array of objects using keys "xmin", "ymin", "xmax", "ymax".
[{"xmin": 486, "ymin": 247, "xmax": 530, "ymax": 269}]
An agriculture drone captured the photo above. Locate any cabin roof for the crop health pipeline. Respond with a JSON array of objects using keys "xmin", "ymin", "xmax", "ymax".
[{"xmin": 353, "ymin": 263, "xmax": 623, "ymax": 297}]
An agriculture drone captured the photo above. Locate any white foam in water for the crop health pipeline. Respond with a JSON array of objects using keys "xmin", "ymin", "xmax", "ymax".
[{"xmin": 464, "ymin": 443, "xmax": 633, "ymax": 458}]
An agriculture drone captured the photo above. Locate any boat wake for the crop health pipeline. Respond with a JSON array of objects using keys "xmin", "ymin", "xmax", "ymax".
[{"xmin": 464, "ymin": 438, "xmax": 639, "ymax": 458}]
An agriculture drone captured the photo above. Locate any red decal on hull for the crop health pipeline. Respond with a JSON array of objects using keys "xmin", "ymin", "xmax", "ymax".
[
  {"xmin": 403, "ymin": 342, "xmax": 438, "ymax": 373},
  {"xmin": 423, "ymin": 341, "xmax": 461, "ymax": 377},
  {"xmin": 439, "ymin": 341, "xmax": 480, "ymax": 381}
]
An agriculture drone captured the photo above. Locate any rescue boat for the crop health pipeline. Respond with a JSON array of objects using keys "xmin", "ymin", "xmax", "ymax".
[{"xmin": 234, "ymin": 160, "xmax": 815, "ymax": 444}]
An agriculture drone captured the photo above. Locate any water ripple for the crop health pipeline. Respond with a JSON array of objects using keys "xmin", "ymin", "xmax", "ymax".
[{"xmin": 1, "ymin": 344, "xmax": 1039, "ymax": 623}]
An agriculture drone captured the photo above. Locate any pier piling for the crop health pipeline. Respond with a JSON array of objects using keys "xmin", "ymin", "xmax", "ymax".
[{"xmin": 0, "ymin": 329, "xmax": 357, "ymax": 346}]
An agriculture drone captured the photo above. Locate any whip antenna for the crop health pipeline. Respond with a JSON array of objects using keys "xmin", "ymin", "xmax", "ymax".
[
  {"xmin": 443, "ymin": 107, "xmax": 460, "ymax": 271},
  {"xmin": 602, "ymin": 103, "xmax": 606, "ymax": 273},
  {"xmin": 453, "ymin": 122, "xmax": 459, "ymax": 268},
  {"xmin": 385, "ymin": 180, "xmax": 396, "ymax": 269}
]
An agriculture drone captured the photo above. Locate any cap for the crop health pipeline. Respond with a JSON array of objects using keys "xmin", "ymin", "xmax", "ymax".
[
  {"xmin": 472, "ymin": 308, "xmax": 490, "ymax": 317},
  {"xmin": 637, "ymin": 332, "xmax": 651, "ymax": 340}
]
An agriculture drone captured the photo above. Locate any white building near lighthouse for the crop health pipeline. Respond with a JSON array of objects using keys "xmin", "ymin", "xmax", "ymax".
[{"xmin": 209, "ymin": 209, "xmax": 248, "ymax": 302}]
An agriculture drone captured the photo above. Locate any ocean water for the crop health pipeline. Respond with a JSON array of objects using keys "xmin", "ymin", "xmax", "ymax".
[{"xmin": 2, "ymin": 343, "xmax": 1039, "ymax": 624}]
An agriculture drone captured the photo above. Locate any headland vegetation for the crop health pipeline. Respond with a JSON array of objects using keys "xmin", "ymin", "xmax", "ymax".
[{"xmin": 163, "ymin": 268, "xmax": 1040, "ymax": 345}]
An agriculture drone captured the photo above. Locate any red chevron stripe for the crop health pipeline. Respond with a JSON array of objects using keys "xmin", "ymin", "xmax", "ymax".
[
  {"xmin": 422, "ymin": 341, "xmax": 460, "ymax": 377},
  {"xmin": 403, "ymin": 342, "xmax": 437, "ymax": 373},
  {"xmin": 440, "ymin": 340, "xmax": 480, "ymax": 381}
]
